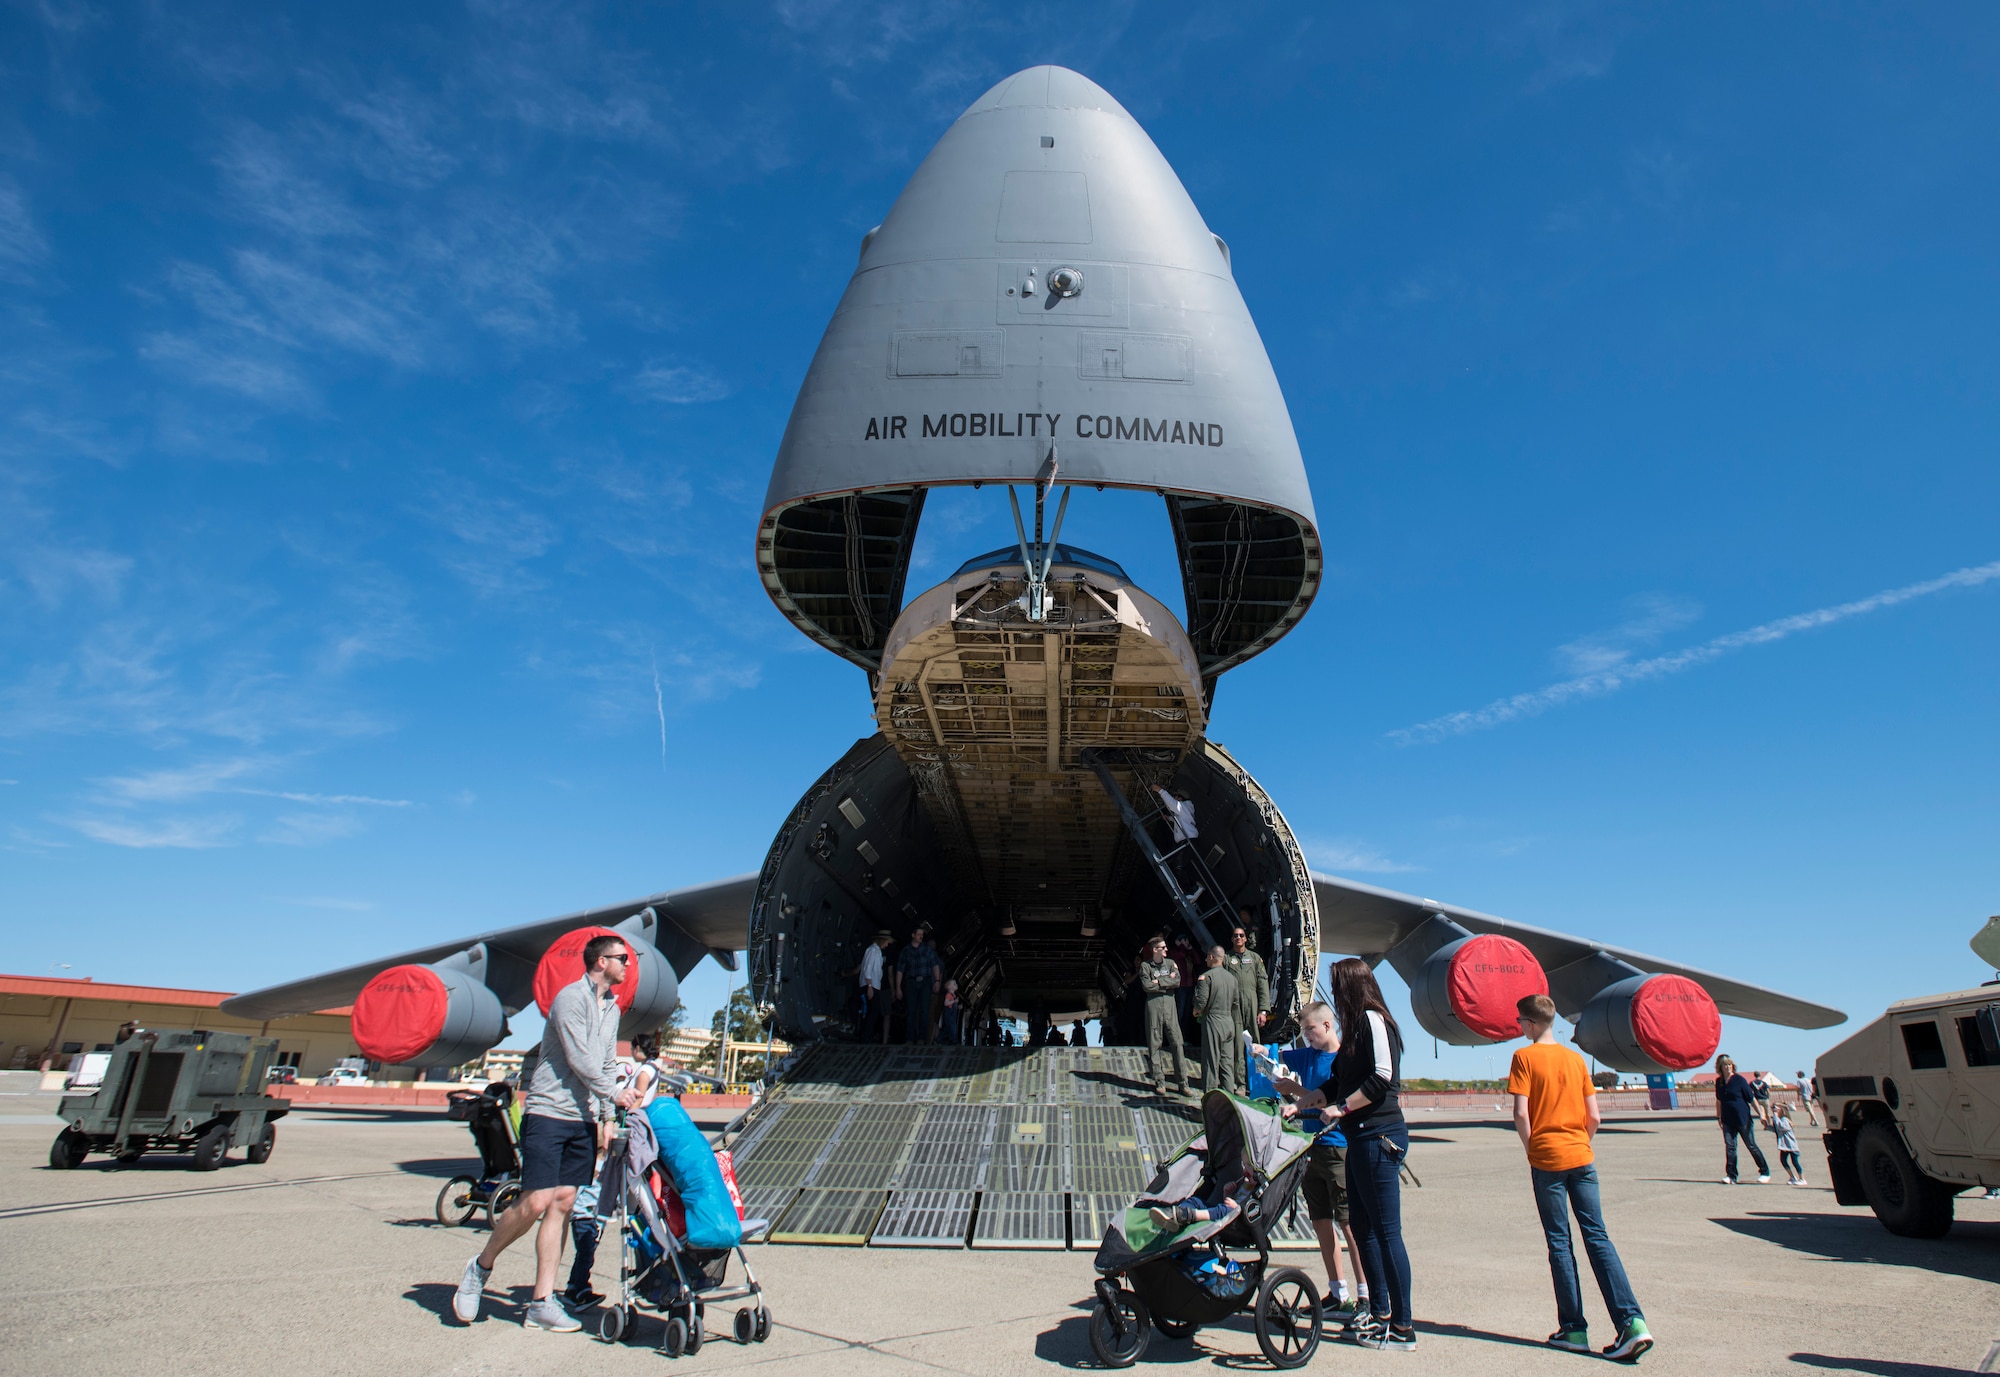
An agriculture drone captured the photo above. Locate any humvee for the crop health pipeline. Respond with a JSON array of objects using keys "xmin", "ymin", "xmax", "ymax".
[{"xmin": 1817, "ymin": 985, "xmax": 2000, "ymax": 1237}]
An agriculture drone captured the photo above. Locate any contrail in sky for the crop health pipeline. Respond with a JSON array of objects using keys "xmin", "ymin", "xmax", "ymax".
[
  {"xmin": 1390, "ymin": 558, "xmax": 2000, "ymax": 746},
  {"xmin": 651, "ymin": 653, "xmax": 668, "ymax": 771}
]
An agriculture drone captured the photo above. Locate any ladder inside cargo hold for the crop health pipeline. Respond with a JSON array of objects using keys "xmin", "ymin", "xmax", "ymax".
[{"xmin": 1081, "ymin": 751, "xmax": 1227, "ymax": 951}]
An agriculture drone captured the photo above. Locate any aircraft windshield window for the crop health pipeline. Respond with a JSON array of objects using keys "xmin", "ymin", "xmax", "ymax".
[{"xmin": 1900, "ymin": 1020, "xmax": 1948, "ymax": 1070}]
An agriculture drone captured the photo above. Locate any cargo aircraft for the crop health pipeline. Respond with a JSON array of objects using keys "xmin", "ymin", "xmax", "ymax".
[{"xmin": 225, "ymin": 68, "xmax": 1842, "ymax": 1075}]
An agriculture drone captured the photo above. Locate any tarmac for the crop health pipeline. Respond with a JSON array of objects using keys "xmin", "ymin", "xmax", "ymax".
[{"xmin": 2, "ymin": 1092, "xmax": 1996, "ymax": 1377}]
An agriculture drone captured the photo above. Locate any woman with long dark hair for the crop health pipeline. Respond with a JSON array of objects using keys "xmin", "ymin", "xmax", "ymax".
[
  {"xmin": 1713, "ymin": 1054, "xmax": 1770, "ymax": 1184},
  {"xmin": 1296, "ymin": 957, "xmax": 1414, "ymax": 1350}
]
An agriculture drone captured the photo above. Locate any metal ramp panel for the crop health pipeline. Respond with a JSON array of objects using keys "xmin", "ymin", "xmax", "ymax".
[
  {"xmin": 1067, "ymin": 1105, "xmax": 1150, "ymax": 1195},
  {"xmin": 768, "ymin": 1188, "xmax": 887, "ymax": 1245},
  {"xmin": 970, "ymin": 1191, "xmax": 1068, "ymax": 1249},
  {"xmin": 870, "ymin": 1189, "xmax": 978, "ymax": 1247},
  {"xmin": 1070, "ymin": 1192, "xmax": 1132, "ymax": 1248}
]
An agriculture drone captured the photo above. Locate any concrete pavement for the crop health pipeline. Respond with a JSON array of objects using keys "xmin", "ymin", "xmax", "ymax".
[{"xmin": 1, "ymin": 1106, "xmax": 1995, "ymax": 1376}]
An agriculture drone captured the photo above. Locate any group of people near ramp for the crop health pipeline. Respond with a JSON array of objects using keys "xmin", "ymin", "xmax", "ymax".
[
  {"xmin": 1168, "ymin": 955, "xmax": 1657, "ymax": 1361},
  {"xmin": 1131, "ymin": 909, "xmax": 1272, "ymax": 1097}
]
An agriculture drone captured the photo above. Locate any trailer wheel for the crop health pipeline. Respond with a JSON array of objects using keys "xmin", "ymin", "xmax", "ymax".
[
  {"xmin": 486, "ymin": 1181, "xmax": 522, "ymax": 1228},
  {"xmin": 192, "ymin": 1125, "xmax": 230, "ymax": 1172},
  {"xmin": 436, "ymin": 1176, "xmax": 479, "ymax": 1227},
  {"xmin": 1253, "ymin": 1266, "xmax": 1323, "ymax": 1369},
  {"xmin": 49, "ymin": 1129, "xmax": 88, "ymax": 1170},
  {"xmin": 246, "ymin": 1122, "xmax": 276, "ymax": 1165},
  {"xmin": 1856, "ymin": 1121, "xmax": 1955, "ymax": 1238}
]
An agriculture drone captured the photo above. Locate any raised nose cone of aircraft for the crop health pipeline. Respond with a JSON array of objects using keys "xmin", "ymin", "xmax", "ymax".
[{"xmin": 760, "ymin": 65, "xmax": 1320, "ymax": 681}]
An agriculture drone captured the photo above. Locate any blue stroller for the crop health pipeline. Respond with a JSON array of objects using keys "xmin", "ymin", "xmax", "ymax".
[{"xmin": 594, "ymin": 1085, "xmax": 774, "ymax": 1357}]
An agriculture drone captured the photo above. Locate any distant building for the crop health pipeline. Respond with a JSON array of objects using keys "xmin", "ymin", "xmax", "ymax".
[{"xmin": 0, "ymin": 973, "xmax": 358, "ymax": 1077}]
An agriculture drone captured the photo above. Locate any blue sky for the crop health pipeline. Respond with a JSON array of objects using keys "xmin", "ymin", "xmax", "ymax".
[{"xmin": 4, "ymin": 4, "xmax": 1996, "ymax": 1080}]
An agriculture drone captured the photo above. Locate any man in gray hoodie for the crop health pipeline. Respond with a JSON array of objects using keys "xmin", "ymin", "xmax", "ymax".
[{"xmin": 455, "ymin": 933, "xmax": 640, "ymax": 1331}]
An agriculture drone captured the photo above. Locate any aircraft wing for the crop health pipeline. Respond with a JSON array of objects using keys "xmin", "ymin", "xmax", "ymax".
[
  {"xmin": 220, "ymin": 874, "xmax": 759, "ymax": 1021},
  {"xmin": 1311, "ymin": 871, "xmax": 1844, "ymax": 1031}
]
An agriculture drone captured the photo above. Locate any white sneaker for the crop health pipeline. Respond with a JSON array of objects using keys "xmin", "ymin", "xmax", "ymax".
[
  {"xmin": 1757, "ymin": 1174, "xmax": 1771, "ymax": 1184},
  {"xmin": 1722, "ymin": 1178, "xmax": 1736, "ymax": 1185},
  {"xmin": 524, "ymin": 1296, "xmax": 581, "ymax": 1332},
  {"xmin": 453, "ymin": 1257, "xmax": 491, "ymax": 1324}
]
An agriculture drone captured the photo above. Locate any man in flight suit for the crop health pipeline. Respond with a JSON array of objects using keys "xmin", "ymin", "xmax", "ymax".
[
  {"xmin": 1225, "ymin": 912, "xmax": 1270, "ymax": 1038},
  {"xmin": 1192, "ymin": 945, "xmax": 1244, "ymax": 1094},
  {"xmin": 1136, "ymin": 934, "xmax": 1189, "ymax": 1097}
]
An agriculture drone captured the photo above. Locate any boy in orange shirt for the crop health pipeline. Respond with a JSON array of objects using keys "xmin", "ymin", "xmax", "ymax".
[{"xmin": 1509, "ymin": 994, "xmax": 1654, "ymax": 1363}]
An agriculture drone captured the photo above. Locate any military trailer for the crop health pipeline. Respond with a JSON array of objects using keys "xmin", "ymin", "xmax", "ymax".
[
  {"xmin": 1817, "ymin": 987, "xmax": 2000, "ymax": 1237},
  {"xmin": 50, "ymin": 1029, "xmax": 290, "ymax": 1171}
]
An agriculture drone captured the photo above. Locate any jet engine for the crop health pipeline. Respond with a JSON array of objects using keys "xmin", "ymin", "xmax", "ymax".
[
  {"xmin": 531, "ymin": 919, "xmax": 681, "ymax": 1038},
  {"xmin": 351, "ymin": 945, "xmax": 507, "ymax": 1069},
  {"xmin": 1389, "ymin": 915, "xmax": 1550, "ymax": 1045},
  {"xmin": 1571, "ymin": 972, "xmax": 1721, "ymax": 1074}
]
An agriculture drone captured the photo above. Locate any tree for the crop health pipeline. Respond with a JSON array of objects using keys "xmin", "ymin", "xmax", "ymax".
[{"xmin": 699, "ymin": 987, "xmax": 768, "ymax": 1081}]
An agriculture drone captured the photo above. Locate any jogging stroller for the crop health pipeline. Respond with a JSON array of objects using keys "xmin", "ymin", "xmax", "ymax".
[
  {"xmin": 435, "ymin": 1082, "xmax": 523, "ymax": 1228},
  {"xmin": 594, "ymin": 1092, "xmax": 773, "ymax": 1358},
  {"xmin": 1088, "ymin": 1090, "xmax": 1322, "ymax": 1369}
]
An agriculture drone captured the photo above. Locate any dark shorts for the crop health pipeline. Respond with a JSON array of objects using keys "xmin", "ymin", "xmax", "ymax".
[
  {"xmin": 1301, "ymin": 1137, "xmax": 1349, "ymax": 1225},
  {"xmin": 519, "ymin": 1113, "xmax": 597, "ymax": 1192}
]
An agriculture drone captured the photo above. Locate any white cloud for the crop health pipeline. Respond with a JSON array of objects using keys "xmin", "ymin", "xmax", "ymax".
[
  {"xmin": 1392, "ymin": 558, "xmax": 2000, "ymax": 745},
  {"xmin": 100, "ymin": 757, "xmax": 267, "ymax": 802},
  {"xmin": 1554, "ymin": 592, "xmax": 1701, "ymax": 675},
  {"xmin": 70, "ymin": 814, "xmax": 240, "ymax": 848},
  {"xmin": 261, "ymin": 811, "xmax": 366, "ymax": 845},
  {"xmin": 138, "ymin": 332, "xmax": 315, "ymax": 404},
  {"xmin": 1304, "ymin": 838, "xmax": 1421, "ymax": 875},
  {"xmin": 243, "ymin": 789, "xmax": 411, "ymax": 807},
  {"xmin": 0, "ymin": 179, "xmax": 50, "ymax": 280},
  {"xmin": 634, "ymin": 361, "xmax": 730, "ymax": 404}
]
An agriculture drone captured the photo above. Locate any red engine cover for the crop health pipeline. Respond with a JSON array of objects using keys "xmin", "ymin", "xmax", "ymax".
[
  {"xmin": 533, "ymin": 926, "xmax": 640, "ymax": 1016},
  {"xmin": 1629, "ymin": 974, "xmax": 1721, "ymax": 1071},
  {"xmin": 1445, "ymin": 935, "xmax": 1550, "ymax": 1042},
  {"xmin": 351, "ymin": 965, "xmax": 449, "ymax": 1065}
]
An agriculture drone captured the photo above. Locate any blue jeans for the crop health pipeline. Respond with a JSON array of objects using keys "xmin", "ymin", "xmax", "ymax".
[
  {"xmin": 1722, "ymin": 1119, "xmax": 1768, "ymax": 1180},
  {"xmin": 1531, "ymin": 1164, "xmax": 1642, "ymax": 1333},
  {"xmin": 1344, "ymin": 1128, "xmax": 1412, "ymax": 1328}
]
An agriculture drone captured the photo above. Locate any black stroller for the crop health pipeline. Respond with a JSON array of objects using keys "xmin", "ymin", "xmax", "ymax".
[
  {"xmin": 435, "ymin": 1082, "xmax": 524, "ymax": 1228},
  {"xmin": 1088, "ymin": 1090, "xmax": 1323, "ymax": 1368}
]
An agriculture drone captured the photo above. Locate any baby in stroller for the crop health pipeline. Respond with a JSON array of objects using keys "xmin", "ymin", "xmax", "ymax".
[{"xmin": 1146, "ymin": 1155, "xmax": 1254, "ymax": 1233}]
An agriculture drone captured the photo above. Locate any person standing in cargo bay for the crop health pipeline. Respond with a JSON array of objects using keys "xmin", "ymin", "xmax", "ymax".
[
  {"xmin": 1225, "ymin": 913, "xmax": 1270, "ymax": 1034},
  {"xmin": 894, "ymin": 925, "xmax": 942, "ymax": 1045},
  {"xmin": 1193, "ymin": 945, "xmax": 1244, "ymax": 1093},
  {"xmin": 454, "ymin": 934, "xmax": 640, "ymax": 1332},
  {"xmin": 1137, "ymin": 934, "xmax": 1190, "ymax": 1096}
]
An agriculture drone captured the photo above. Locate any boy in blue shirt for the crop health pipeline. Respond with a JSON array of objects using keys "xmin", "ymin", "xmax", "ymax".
[{"xmin": 1268, "ymin": 1001, "xmax": 1362, "ymax": 1312}]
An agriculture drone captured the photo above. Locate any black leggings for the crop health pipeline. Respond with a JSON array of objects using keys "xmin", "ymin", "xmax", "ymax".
[{"xmin": 1722, "ymin": 1121, "xmax": 1769, "ymax": 1180}]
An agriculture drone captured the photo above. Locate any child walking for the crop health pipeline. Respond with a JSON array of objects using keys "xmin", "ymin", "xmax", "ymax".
[
  {"xmin": 1772, "ymin": 1104, "xmax": 1806, "ymax": 1185},
  {"xmin": 1509, "ymin": 994, "xmax": 1654, "ymax": 1363}
]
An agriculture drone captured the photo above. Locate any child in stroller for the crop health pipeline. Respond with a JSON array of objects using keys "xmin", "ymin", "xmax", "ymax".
[
  {"xmin": 435, "ymin": 1082, "xmax": 523, "ymax": 1228},
  {"xmin": 1089, "ymin": 1090, "xmax": 1323, "ymax": 1370}
]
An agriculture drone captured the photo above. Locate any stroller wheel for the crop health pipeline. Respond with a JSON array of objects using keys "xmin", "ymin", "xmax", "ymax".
[
  {"xmin": 1153, "ymin": 1313, "xmax": 1199, "ymax": 1340},
  {"xmin": 753, "ymin": 1306, "xmax": 772, "ymax": 1343},
  {"xmin": 596, "ymin": 1305, "xmax": 627, "ymax": 1345},
  {"xmin": 435, "ymin": 1176, "xmax": 478, "ymax": 1228},
  {"xmin": 1253, "ymin": 1267, "xmax": 1322, "ymax": 1369},
  {"xmin": 661, "ymin": 1316, "xmax": 688, "ymax": 1358},
  {"xmin": 734, "ymin": 1308, "xmax": 756, "ymax": 1344},
  {"xmin": 685, "ymin": 1310, "xmax": 704, "ymax": 1355},
  {"xmin": 1088, "ymin": 1289, "xmax": 1152, "ymax": 1368}
]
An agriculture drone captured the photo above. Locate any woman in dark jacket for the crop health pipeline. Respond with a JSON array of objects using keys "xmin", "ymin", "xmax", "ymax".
[
  {"xmin": 1713, "ymin": 1054, "xmax": 1771, "ymax": 1184},
  {"xmin": 1295, "ymin": 957, "xmax": 1415, "ymax": 1351}
]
